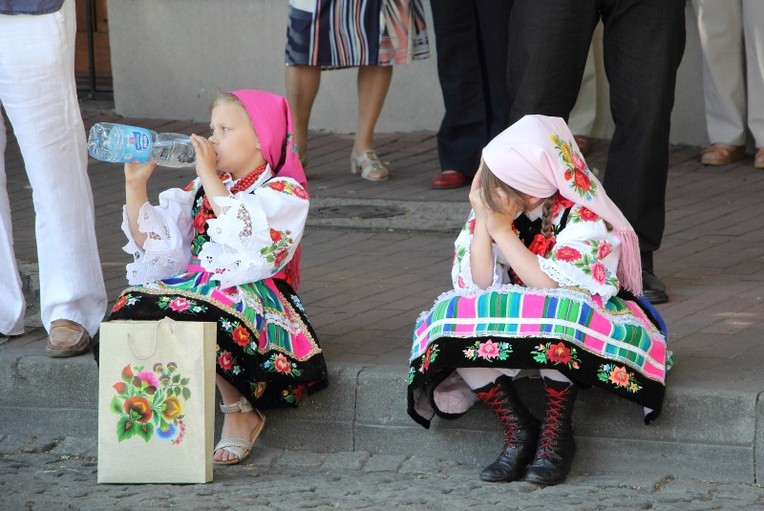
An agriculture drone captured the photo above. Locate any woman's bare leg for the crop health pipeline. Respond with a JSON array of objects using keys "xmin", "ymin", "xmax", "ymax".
[
  {"xmin": 285, "ymin": 65, "xmax": 321, "ymax": 168},
  {"xmin": 353, "ymin": 65, "xmax": 393, "ymax": 155}
]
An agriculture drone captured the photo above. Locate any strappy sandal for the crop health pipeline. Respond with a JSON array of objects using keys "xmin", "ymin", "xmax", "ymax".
[
  {"xmin": 213, "ymin": 397, "xmax": 266, "ymax": 466},
  {"xmin": 350, "ymin": 150, "xmax": 390, "ymax": 181}
]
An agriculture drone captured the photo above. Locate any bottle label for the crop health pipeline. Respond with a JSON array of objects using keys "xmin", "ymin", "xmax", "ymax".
[{"xmin": 114, "ymin": 124, "xmax": 153, "ymax": 163}]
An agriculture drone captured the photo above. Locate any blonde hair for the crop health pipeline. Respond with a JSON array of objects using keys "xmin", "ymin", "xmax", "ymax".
[
  {"xmin": 209, "ymin": 91, "xmax": 246, "ymax": 114},
  {"xmin": 480, "ymin": 162, "xmax": 556, "ymax": 239}
]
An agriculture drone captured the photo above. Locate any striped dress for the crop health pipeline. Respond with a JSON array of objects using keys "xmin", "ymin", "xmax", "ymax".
[
  {"xmin": 408, "ymin": 198, "xmax": 671, "ymax": 428},
  {"xmin": 286, "ymin": 0, "xmax": 429, "ymax": 68}
]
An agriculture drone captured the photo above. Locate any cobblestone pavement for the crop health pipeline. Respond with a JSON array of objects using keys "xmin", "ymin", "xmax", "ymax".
[{"xmin": 2, "ymin": 435, "xmax": 763, "ymax": 510}]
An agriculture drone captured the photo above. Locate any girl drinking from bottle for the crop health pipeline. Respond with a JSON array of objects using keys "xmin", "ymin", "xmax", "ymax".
[
  {"xmin": 105, "ymin": 89, "xmax": 328, "ymax": 465},
  {"xmin": 407, "ymin": 115, "xmax": 669, "ymax": 485}
]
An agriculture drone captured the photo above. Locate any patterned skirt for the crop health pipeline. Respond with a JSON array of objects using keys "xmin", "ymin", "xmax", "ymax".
[
  {"xmin": 408, "ymin": 285, "xmax": 670, "ymax": 428},
  {"xmin": 285, "ymin": 0, "xmax": 429, "ymax": 68},
  {"xmin": 108, "ymin": 272, "xmax": 328, "ymax": 410}
]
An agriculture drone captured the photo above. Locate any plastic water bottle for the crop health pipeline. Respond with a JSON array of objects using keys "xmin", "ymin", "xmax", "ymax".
[{"xmin": 87, "ymin": 122, "xmax": 196, "ymax": 168}]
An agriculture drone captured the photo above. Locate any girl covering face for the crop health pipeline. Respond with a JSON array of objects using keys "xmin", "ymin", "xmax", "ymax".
[{"xmin": 408, "ymin": 115, "xmax": 668, "ymax": 486}]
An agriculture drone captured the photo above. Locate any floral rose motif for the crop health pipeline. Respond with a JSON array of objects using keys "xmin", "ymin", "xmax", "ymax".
[
  {"xmin": 273, "ymin": 354, "xmax": 292, "ymax": 374},
  {"xmin": 168, "ymin": 297, "xmax": 190, "ymax": 312},
  {"xmin": 193, "ymin": 213, "xmax": 207, "ymax": 234},
  {"xmin": 292, "ymin": 186, "xmax": 308, "ymax": 200},
  {"xmin": 571, "ymin": 169, "xmax": 592, "ymax": 193},
  {"xmin": 253, "ymin": 381, "xmax": 267, "ymax": 399},
  {"xmin": 546, "ymin": 342, "xmax": 571, "ymax": 365},
  {"xmin": 597, "ymin": 242, "xmax": 612, "ymax": 260},
  {"xmin": 268, "ymin": 180, "xmax": 287, "ymax": 192},
  {"xmin": 578, "ymin": 207, "xmax": 599, "ymax": 222},
  {"xmin": 555, "ymin": 246, "xmax": 582, "ymax": 262},
  {"xmin": 591, "ymin": 261, "xmax": 607, "ymax": 284},
  {"xmin": 478, "ymin": 340, "xmax": 500, "ymax": 360},
  {"xmin": 113, "ymin": 382, "xmax": 126, "ymax": 394},
  {"xmin": 218, "ymin": 351, "xmax": 233, "ymax": 371},
  {"xmin": 112, "ymin": 295, "xmax": 127, "ymax": 312},
  {"xmin": 608, "ymin": 366, "xmax": 630, "ymax": 387},
  {"xmin": 124, "ymin": 396, "xmax": 152, "ymax": 423},
  {"xmin": 162, "ymin": 396, "xmax": 183, "ymax": 420},
  {"xmin": 270, "ymin": 228, "xmax": 283, "ymax": 242},
  {"xmin": 232, "ymin": 325, "xmax": 250, "ymax": 347},
  {"xmin": 121, "ymin": 364, "xmax": 134, "ymax": 380}
]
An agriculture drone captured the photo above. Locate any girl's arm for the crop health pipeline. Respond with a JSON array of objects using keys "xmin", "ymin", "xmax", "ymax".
[
  {"xmin": 191, "ymin": 134, "xmax": 228, "ymax": 216},
  {"xmin": 124, "ymin": 161, "xmax": 158, "ymax": 249},
  {"xmin": 485, "ymin": 190, "xmax": 558, "ymax": 289},
  {"xmin": 468, "ymin": 172, "xmax": 496, "ymax": 289}
]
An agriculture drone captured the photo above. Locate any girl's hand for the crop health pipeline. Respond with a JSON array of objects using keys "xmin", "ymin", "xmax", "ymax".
[
  {"xmin": 191, "ymin": 134, "xmax": 218, "ymax": 180},
  {"xmin": 485, "ymin": 188, "xmax": 521, "ymax": 238},
  {"xmin": 124, "ymin": 161, "xmax": 158, "ymax": 185},
  {"xmin": 468, "ymin": 167, "xmax": 488, "ymax": 221}
]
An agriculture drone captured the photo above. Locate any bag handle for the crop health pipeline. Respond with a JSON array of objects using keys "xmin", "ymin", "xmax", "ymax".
[{"xmin": 126, "ymin": 316, "xmax": 176, "ymax": 360}]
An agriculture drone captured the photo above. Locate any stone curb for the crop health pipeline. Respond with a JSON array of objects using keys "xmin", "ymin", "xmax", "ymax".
[{"xmin": 0, "ymin": 351, "xmax": 761, "ymax": 483}]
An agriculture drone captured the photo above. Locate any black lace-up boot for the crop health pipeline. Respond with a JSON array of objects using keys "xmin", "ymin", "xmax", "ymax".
[
  {"xmin": 524, "ymin": 379, "xmax": 577, "ymax": 485},
  {"xmin": 474, "ymin": 375, "xmax": 540, "ymax": 482}
]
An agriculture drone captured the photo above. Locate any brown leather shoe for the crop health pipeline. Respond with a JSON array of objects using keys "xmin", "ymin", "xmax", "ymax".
[
  {"xmin": 46, "ymin": 319, "xmax": 92, "ymax": 358},
  {"xmin": 573, "ymin": 135, "xmax": 591, "ymax": 156},
  {"xmin": 700, "ymin": 144, "xmax": 745, "ymax": 166},
  {"xmin": 755, "ymin": 148, "xmax": 764, "ymax": 169},
  {"xmin": 431, "ymin": 170, "xmax": 468, "ymax": 189}
]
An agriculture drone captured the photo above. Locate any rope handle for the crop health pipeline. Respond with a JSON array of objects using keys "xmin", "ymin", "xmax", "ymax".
[{"xmin": 126, "ymin": 316, "xmax": 175, "ymax": 360}]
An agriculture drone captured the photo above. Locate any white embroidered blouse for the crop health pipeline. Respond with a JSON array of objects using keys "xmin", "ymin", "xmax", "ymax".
[
  {"xmin": 120, "ymin": 165, "xmax": 308, "ymax": 289},
  {"xmin": 451, "ymin": 200, "xmax": 623, "ymax": 301}
]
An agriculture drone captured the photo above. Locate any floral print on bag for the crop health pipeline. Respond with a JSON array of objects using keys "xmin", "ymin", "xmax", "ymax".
[{"xmin": 110, "ymin": 362, "xmax": 191, "ymax": 444}]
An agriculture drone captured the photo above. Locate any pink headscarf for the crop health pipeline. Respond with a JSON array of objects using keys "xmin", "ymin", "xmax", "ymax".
[
  {"xmin": 481, "ymin": 115, "xmax": 643, "ymax": 296},
  {"xmin": 229, "ymin": 89, "xmax": 307, "ymax": 290},
  {"xmin": 229, "ymin": 89, "xmax": 307, "ymax": 190}
]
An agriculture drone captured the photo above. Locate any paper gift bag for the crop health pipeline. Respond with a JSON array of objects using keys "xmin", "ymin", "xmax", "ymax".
[{"xmin": 97, "ymin": 317, "xmax": 216, "ymax": 484}]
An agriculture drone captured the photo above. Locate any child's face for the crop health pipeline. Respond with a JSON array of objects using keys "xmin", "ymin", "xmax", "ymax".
[{"xmin": 208, "ymin": 101, "xmax": 265, "ymax": 178}]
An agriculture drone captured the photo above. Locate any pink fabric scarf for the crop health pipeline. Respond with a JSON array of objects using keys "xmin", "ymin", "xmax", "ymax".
[
  {"xmin": 229, "ymin": 89, "xmax": 307, "ymax": 290},
  {"xmin": 481, "ymin": 115, "xmax": 643, "ymax": 296}
]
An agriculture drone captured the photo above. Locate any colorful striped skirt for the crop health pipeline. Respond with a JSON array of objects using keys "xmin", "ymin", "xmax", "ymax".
[
  {"xmin": 107, "ymin": 275, "xmax": 328, "ymax": 410},
  {"xmin": 286, "ymin": 0, "xmax": 429, "ymax": 68},
  {"xmin": 408, "ymin": 285, "xmax": 670, "ymax": 427}
]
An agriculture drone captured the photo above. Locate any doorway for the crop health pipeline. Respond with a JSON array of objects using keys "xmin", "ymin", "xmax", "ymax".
[{"xmin": 75, "ymin": 0, "xmax": 112, "ymax": 98}]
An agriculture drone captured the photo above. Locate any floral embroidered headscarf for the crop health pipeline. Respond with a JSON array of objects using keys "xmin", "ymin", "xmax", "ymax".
[
  {"xmin": 229, "ymin": 89, "xmax": 307, "ymax": 289},
  {"xmin": 481, "ymin": 114, "xmax": 642, "ymax": 296}
]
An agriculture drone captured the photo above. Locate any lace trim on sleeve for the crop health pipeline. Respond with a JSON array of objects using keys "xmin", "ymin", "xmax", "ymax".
[{"xmin": 121, "ymin": 203, "xmax": 188, "ymax": 285}]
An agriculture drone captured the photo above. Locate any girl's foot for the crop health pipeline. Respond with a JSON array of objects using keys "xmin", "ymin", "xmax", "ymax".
[{"xmin": 213, "ymin": 397, "xmax": 266, "ymax": 465}]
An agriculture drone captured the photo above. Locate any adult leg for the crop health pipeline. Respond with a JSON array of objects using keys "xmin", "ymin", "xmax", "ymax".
[
  {"xmin": 600, "ymin": 0, "xmax": 686, "ymax": 302},
  {"xmin": 692, "ymin": 0, "xmax": 747, "ymax": 165},
  {"xmin": 0, "ymin": 0, "xmax": 107, "ymax": 340},
  {"xmin": 743, "ymin": 0, "xmax": 764, "ymax": 166},
  {"xmin": 507, "ymin": 0, "xmax": 599, "ymax": 124},
  {"xmin": 429, "ymin": 0, "xmax": 487, "ymax": 187},
  {"xmin": 474, "ymin": 0, "xmax": 512, "ymax": 145},
  {"xmin": 213, "ymin": 375, "xmax": 265, "ymax": 464},
  {"xmin": 348, "ymin": 65, "xmax": 393, "ymax": 181},
  {"xmin": 284, "ymin": 65, "xmax": 321, "ymax": 168},
  {"xmin": 353, "ymin": 65, "xmax": 393, "ymax": 153},
  {"xmin": 0, "ymin": 116, "xmax": 25, "ymax": 336}
]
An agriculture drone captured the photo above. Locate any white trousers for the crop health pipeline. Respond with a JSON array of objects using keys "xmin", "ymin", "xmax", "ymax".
[
  {"xmin": 0, "ymin": 0, "xmax": 107, "ymax": 336},
  {"xmin": 692, "ymin": 0, "xmax": 764, "ymax": 147}
]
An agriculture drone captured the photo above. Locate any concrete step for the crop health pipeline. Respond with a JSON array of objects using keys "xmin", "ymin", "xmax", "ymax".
[{"xmin": 0, "ymin": 346, "xmax": 759, "ymax": 483}]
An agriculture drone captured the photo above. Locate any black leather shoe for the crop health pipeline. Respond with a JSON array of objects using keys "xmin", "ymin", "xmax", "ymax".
[{"xmin": 642, "ymin": 269, "xmax": 668, "ymax": 304}]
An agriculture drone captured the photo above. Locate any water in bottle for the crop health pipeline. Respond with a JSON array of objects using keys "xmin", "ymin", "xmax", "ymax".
[{"xmin": 87, "ymin": 122, "xmax": 196, "ymax": 168}]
